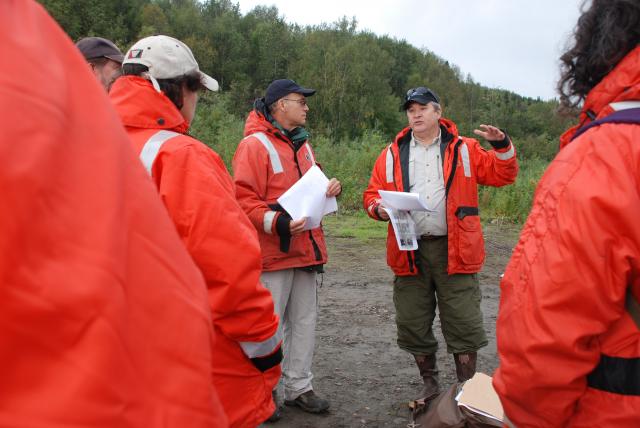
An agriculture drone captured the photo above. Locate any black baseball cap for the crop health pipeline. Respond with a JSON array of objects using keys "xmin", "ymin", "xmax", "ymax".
[
  {"xmin": 76, "ymin": 37, "xmax": 124, "ymax": 63},
  {"xmin": 265, "ymin": 79, "xmax": 316, "ymax": 105},
  {"xmin": 402, "ymin": 87, "xmax": 440, "ymax": 110}
]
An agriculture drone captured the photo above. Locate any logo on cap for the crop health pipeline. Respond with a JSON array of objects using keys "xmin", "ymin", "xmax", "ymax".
[{"xmin": 128, "ymin": 49, "xmax": 143, "ymax": 59}]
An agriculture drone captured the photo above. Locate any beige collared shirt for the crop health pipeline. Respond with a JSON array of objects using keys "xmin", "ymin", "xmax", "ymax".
[{"xmin": 409, "ymin": 131, "xmax": 447, "ymax": 236}]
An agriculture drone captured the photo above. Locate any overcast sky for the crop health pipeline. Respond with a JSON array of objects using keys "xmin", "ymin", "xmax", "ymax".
[{"xmin": 236, "ymin": 0, "xmax": 585, "ymax": 100}]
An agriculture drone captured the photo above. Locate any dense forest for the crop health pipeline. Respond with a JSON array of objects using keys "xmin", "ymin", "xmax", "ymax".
[{"xmin": 40, "ymin": 0, "xmax": 576, "ymax": 221}]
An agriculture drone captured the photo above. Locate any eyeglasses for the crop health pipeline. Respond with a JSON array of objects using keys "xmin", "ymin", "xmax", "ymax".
[
  {"xmin": 405, "ymin": 87, "xmax": 439, "ymax": 103},
  {"xmin": 282, "ymin": 98, "xmax": 308, "ymax": 107}
]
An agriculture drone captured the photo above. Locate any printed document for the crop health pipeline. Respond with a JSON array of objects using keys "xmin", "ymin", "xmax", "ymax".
[
  {"xmin": 378, "ymin": 190, "xmax": 434, "ymax": 251},
  {"xmin": 277, "ymin": 165, "xmax": 337, "ymax": 230}
]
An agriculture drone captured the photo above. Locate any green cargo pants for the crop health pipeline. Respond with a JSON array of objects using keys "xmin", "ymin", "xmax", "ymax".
[{"xmin": 393, "ymin": 236, "xmax": 487, "ymax": 355}]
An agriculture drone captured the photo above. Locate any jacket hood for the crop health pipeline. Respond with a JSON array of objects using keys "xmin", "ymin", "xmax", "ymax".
[
  {"xmin": 393, "ymin": 117, "xmax": 460, "ymax": 146},
  {"xmin": 109, "ymin": 76, "xmax": 189, "ymax": 134},
  {"xmin": 560, "ymin": 46, "xmax": 640, "ymax": 148},
  {"xmin": 243, "ymin": 98, "xmax": 277, "ymax": 137},
  {"xmin": 243, "ymin": 98, "xmax": 310, "ymax": 145}
]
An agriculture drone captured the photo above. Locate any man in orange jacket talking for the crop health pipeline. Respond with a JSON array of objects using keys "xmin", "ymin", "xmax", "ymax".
[
  {"xmin": 109, "ymin": 35, "xmax": 283, "ymax": 427},
  {"xmin": 363, "ymin": 88, "xmax": 518, "ymax": 401}
]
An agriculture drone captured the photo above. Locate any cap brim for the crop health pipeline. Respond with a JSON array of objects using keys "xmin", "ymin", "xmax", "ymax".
[
  {"xmin": 105, "ymin": 54, "xmax": 125, "ymax": 64},
  {"xmin": 297, "ymin": 87, "xmax": 316, "ymax": 97},
  {"xmin": 200, "ymin": 72, "xmax": 219, "ymax": 92}
]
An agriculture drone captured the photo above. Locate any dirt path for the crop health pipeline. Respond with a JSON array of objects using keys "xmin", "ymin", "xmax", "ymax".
[{"xmin": 265, "ymin": 223, "xmax": 521, "ymax": 427}]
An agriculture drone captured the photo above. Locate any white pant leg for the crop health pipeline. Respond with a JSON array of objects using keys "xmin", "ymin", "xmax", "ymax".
[
  {"xmin": 260, "ymin": 269, "xmax": 294, "ymax": 405},
  {"xmin": 260, "ymin": 270, "xmax": 294, "ymax": 325},
  {"xmin": 282, "ymin": 269, "xmax": 317, "ymax": 400}
]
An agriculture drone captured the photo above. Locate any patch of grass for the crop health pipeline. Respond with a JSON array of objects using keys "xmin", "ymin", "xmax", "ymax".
[
  {"xmin": 479, "ymin": 158, "xmax": 548, "ymax": 223},
  {"xmin": 323, "ymin": 211, "xmax": 387, "ymax": 241}
]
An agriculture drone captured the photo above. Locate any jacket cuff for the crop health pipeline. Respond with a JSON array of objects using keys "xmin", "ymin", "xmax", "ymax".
[
  {"xmin": 368, "ymin": 202, "xmax": 388, "ymax": 221},
  {"xmin": 264, "ymin": 211, "xmax": 278, "ymax": 234},
  {"xmin": 488, "ymin": 129, "xmax": 511, "ymax": 150},
  {"xmin": 250, "ymin": 344, "xmax": 283, "ymax": 372},
  {"xmin": 275, "ymin": 211, "xmax": 292, "ymax": 237},
  {"xmin": 240, "ymin": 330, "xmax": 283, "ymax": 373}
]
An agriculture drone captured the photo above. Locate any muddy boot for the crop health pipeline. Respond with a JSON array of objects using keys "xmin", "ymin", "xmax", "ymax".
[
  {"xmin": 285, "ymin": 390, "xmax": 330, "ymax": 413},
  {"xmin": 454, "ymin": 352, "xmax": 477, "ymax": 382},
  {"xmin": 413, "ymin": 354, "xmax": 440, "ymax": 401}
]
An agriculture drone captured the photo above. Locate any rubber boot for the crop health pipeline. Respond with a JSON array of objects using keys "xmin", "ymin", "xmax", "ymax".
[
  {"xmin": 454, "ymin": 352, "xmax": 477, "ymax": 382},
  {"xmin": 413, "ymin": 354, "xmax": 440, "ymax": 401}
]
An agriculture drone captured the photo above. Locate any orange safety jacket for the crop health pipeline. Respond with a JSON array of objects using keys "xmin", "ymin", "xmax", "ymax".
[
  {"xmin": 494, "ymin": 46, "xmax": 640, "ymax": 428},
  {"xmin": 232, "ymin": 104, "xmax": 328, "ymax": 272},
  {"xmin": 0, "ymin": 1, "xmax": 227, "ymax": 426},
  {"xmin": 363, "ymin": 119, "xmax": 518, "ymax": 275},
  {"xmin": 110, "ymin": 76, "xmax": 282, "ymax": 428}
]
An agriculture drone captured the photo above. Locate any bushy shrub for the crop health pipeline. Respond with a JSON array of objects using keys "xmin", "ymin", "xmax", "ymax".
[{"xmin": 479, "ymin": 158, "xmax": 548, "ymax": 223}]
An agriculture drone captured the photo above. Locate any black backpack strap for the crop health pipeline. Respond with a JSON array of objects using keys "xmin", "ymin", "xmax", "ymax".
[{"xmin": 571, "ymin": 107, "xmax": 640, "ymax": 142}]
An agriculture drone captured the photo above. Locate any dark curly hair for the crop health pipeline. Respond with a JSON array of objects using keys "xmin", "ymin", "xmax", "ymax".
[
  {"xmin": 558, "ymin": 0, "xmax": 640, "ymax": 113},
  {"xmin": 122, "ymin": 63, "xmax": 204, "ymax": 110}
]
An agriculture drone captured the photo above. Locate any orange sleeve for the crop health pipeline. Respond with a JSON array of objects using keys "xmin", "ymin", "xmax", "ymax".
[
  {"xmin": 363, "ymin": 146, "xmax": 391, "ymax": 221},
  {"xmin": 494, "ymin": 127, "xmax": 640, "ymax": 427},
  {"xmin": 467, "ymin": 137, "xmax": 518, "ymax": 187},
  {"xmin": 157, "ymin": 144, "xmax": 280, "ymax": 346},
  {"xmin": 232, "ymin": 138, "xmax": 280, "ymax": 234}
]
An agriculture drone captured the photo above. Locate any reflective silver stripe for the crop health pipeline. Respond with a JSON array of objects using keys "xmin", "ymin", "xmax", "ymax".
[
  {"xmin": 139, "ymin": 130, "xmax": 181, "ymax": 175},
  {"xmin": 495, "ymin": 144, "xmax": 515, "ymax": 161},
  {"xmin": 385, "ymin": 145, "xmax": 394, "ymax": 183},
  {"xmin": 263, "ymin": 211, "xmax": 277, "ymax": 234},
  {"xmin": 305, "ymin": 143, "xmax": 316, "ymax": 164},
  {"xmin": 611, "ymin": 101, "xmax": 640, "ymax": 111},
  {"xmin": 461, "ymin": 143, "xmax": 471, "ymax": 177},
  {"xmin": 246, "ymin": 132, "xmax": 283, "ymax": 174},
  {"xmin": 239, "ymin": 329, "xmax": 283, "ymax": 359}
]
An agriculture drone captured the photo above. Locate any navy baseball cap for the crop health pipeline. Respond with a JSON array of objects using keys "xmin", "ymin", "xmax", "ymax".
[
  {"xmin": 265, "ymin": 79, "xmax": 316, "ymax": 105},
  {"xmin": 402, "ymin": 87, "xmax": 440, "ymax": 110},
  {"xmin": 76, "ymin": 37, "xmax": 124, "ymax": 63}
]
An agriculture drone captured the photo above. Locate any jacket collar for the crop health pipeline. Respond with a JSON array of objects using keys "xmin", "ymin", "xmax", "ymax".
[
  {"xmin": 560, "ymin": 46, "xmax": 640, "ymax": 148},
  {"xmin": 244, "ymin": 99, "xmax": 288, "ymax": 141},
  {"xmin": 109, "ymin": 76, "xmax": 189, "ymax": 134}
]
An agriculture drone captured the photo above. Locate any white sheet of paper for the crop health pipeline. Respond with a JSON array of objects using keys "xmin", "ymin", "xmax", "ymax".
[
  {"xmin": 383, "ymin": 208, "xmax": 418, "ymax": 251},
  {"xmin": 277, "ymin": 165, "xmax": 338, "ymax": 230},
  {"xmin": 378, "ymin": 190, "xmax": 434, "ymax": 211}
]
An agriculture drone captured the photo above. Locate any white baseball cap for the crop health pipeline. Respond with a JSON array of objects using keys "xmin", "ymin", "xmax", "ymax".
[{"xmin": 123, "ymin": 35, "xmax": 219, "ymax": 92}]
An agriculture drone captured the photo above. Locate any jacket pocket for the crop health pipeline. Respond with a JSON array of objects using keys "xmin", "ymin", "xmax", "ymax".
[{"xmin": 455, "ymin": 207, "xmax": 484, "ymax": 266}]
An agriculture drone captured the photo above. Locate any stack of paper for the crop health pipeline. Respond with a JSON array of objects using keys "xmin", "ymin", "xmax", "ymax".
[
  {"xmin": 455, "ymin": 372, "xmax": 504, "ymax": 422},
  {"xmin": 277, "ymin": 165, "xmax": 337, "ymax": 230},
  {"xmin": 378, "ymin": 190, "xmax": 434, "ymax": 211}
]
